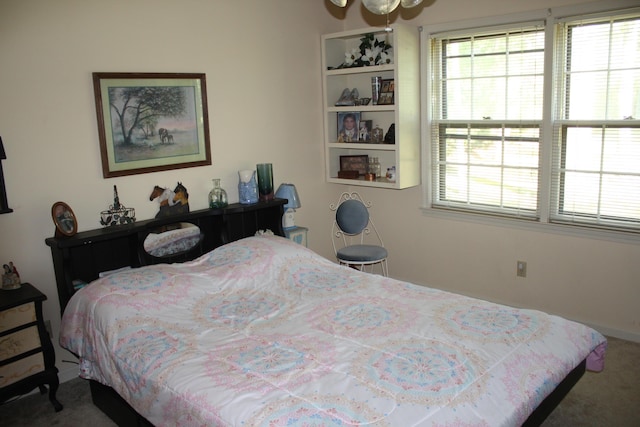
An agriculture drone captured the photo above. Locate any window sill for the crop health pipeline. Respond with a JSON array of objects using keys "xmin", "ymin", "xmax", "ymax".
[{"xmin": 419, "ymin": 205, "xmax": 640, "ymax": 245}]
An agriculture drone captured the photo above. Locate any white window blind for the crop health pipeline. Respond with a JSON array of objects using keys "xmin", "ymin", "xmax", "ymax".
[
  {"xmin": 430, "ymin": 24, "xmax": 545, "ymax": 219},
  {"xmin": 551, "ymin": 12, "xmax": 640, "ymax": 231}
]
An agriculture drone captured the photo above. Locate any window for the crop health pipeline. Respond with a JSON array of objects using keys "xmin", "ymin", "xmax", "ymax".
[
  {"xmin": 551, "ymin": 13, "xmax": 640, "ymax": 231},
  {"xmin": 430, "ymin": 25, "xmax": 545, "ymax": 219},
  {"xmin": 426, "ymin": 7, "xmax": 640, "ymax": 234}
]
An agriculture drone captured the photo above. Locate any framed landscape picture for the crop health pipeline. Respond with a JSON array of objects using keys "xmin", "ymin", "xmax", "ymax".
[{"xmin": 93, "ymin": 72, "xmax": 211, "ymax": 178}]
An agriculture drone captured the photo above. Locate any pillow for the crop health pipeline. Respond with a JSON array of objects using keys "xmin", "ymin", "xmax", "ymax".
[{"xmin": 144, "ymin": 226, "xmax": 201, "ymax": 258}]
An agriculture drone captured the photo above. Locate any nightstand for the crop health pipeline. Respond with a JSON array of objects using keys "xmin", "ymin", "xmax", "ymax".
[
  {"xmin": 284, "ymin": 226, "xmax": 308, "ymax": 247},
  {"xmin": 0, "ymin": 283, "xmax": 62, "ymax": 411}
]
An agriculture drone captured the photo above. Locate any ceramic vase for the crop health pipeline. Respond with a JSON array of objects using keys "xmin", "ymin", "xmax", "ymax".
[
  {"xmin": 256, "ymin": 163, "xmax": 274, "ymax": 201},
  {"xmin": 238, "ymin": 170, "xmax": 258, "ymax": 204}
]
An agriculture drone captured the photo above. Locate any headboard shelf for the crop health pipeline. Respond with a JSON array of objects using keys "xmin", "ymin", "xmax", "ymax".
[{"xmin": 45, "ymin": 199, "xmax": 286, "ymax": 315}]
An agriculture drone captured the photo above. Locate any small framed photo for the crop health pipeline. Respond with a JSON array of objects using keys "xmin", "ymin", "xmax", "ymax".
[
  {"xmin": 337, "ymin": 111, "xmax": 360, "ymax": 143},
  {"xmin": 51, "ymin": 201, "xmax": 78, "ymax": 237},
  {"xmin": 358, "ymin": 119, "xmax": 372, "ymax": 142},
  {"xmin": 340, "ymin": 155, "xmax": 369, "ymax": 176},
  {"xmin": 378, "ymin": 78, "xmax": 395, "ymax": 105},
  {"xmin": 378, "ymin": 93, "xmax": 394, "ymax": 105}
]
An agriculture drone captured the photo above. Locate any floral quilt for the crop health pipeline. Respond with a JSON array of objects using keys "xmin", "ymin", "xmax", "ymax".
[{"xmin": 60, "ymin": 235, "xmax": 606, "ymax": 426}]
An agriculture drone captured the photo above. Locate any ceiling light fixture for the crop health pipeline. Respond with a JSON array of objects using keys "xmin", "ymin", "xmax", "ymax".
[{"xmin": 329, "ymin": 0, "xmax": 424, "ymax": 15}]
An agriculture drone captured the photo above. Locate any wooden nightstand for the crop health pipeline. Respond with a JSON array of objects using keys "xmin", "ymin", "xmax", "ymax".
[{"xmin": 0, "ymin": 283, "xmax": 62, "ymax": 411}]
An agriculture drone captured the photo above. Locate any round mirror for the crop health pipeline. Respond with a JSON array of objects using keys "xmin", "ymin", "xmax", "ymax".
[{"xmin": 143, "ymin": 222, "xmax": 201, "ymax": 258}]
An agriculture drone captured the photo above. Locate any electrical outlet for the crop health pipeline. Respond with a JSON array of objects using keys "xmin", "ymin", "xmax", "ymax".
[
  {"xmin": 517, "ymin": 261, "xmax": 527, "ymax": 278},
  {"xmin": 44, "ymin": 320, "xmax": 52, "ymax": 338}
]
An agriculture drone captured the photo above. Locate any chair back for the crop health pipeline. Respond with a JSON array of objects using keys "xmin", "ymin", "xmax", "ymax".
[
  {"xmin": 336, "ymin": 199, "xmax": 369, "ymax": 235},
  {"xmin": 331, "ymin": 192, "xmax": 384, "ymax": 254}
]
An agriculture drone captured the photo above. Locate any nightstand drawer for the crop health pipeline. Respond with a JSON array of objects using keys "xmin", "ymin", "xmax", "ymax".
[
  {"xmin": 0, "ymin": 325, "xmax": 41, "ymax": 362},
  {"xmin": 0, "ymin": 302, "xmax": 36, "ymax": 333},
  {"xmin": 0, "ymin": 352, "xmax": 45, "ymax": 387}
]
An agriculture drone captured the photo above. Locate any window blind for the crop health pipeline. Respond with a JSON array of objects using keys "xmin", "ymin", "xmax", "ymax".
[
  {"xmin": 430, "ymin": 24, "xmax": 545, "ymax": 219},
  {"xmin": 550, "ymin": 13, "xmax": 640, "ymax": 231}
]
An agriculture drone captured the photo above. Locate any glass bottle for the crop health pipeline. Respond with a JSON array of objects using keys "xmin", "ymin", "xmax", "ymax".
[
  {"xmin": 368, "ymin": 157, "xmax": 381, "ymax": 178},
  {"xmin": 371, "ymin": 125, "xmax": 384, "ymax": 143},
  {"xmin": 208, "ymin": 179, "xmax": 228, "ymax": 208}
]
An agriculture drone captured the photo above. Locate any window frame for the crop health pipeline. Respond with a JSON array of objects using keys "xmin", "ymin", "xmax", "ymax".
[{"xmin": 421, "ymin": 0, "xmax": 640, "ymax": 243}]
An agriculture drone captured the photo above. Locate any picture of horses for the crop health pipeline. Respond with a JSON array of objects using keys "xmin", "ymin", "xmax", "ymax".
[{"xmin": 93, "ymin": 73, "xmax": 211, "ymax": 178}]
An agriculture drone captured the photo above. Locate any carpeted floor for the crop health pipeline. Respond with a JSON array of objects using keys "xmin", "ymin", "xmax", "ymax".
[{"xmin": 1, "ymin": 336, "xmax": 639, "ymax": 426}]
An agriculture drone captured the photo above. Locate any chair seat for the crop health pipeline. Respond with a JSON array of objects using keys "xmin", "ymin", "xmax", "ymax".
[{"xmin": 336, "ymin": 244, "xmax": 388, "ymax": 263}]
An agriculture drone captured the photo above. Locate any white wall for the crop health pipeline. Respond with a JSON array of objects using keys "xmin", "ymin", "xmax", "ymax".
[
  {"xmin": 1, "ymin": 0, "xmax": 638, "ymax": 382},
  {"xmin": 332, "ymin": 0, "xmax": 640, "ymax": 342},
  {"xmin": 0, "ymin": 0, "xmax": 341, "ymax": 381}
]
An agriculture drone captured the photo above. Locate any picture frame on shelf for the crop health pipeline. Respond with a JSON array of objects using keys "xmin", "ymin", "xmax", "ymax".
[
  {"xmin": 93, "ymin": 72, "xmax": 211, "ymax": 178},
  {"xmin": 51, "ymin": 201, "xmax": 77, "ymax": 237},
  {"xmin": 336, "ymin": 111, "xmax": 360, "ymax": 143},
  {"xmin": 378, "ymin": 78, "xmax": 395, "ymax": 105},
  {"xmin": 340, "ymin": 154, "xmax": 369, "ymax": 177},
  {"xmin": 358, "ymin": 120, "xmax": 372, "ymax": 142}
]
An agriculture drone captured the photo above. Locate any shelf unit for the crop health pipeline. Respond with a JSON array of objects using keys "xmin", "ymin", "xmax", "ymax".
[{"xmin": 321, "ymin": 24, "xmax": 420, "ymax": 189}]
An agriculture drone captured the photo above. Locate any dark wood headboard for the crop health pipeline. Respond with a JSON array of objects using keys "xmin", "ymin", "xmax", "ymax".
[{"xmin": 45, "ymin": 199, "xmax": 286, "ymax": 315}]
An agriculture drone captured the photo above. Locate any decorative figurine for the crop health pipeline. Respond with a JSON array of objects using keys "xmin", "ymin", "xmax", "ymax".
[
  {"xmin": 384, "ymin": 123, "xmax": 396, "ymax": 144},
  {"xmin": 100, "ymin": 185, "xmax": 136, "ymax": 227},
  {"xmin": 2, "ymin": 261, "xmax": 21, "ymax": 290},
  {"xmin": 151, "ymin": 182, "xmax": 190, "ymax": 218}
]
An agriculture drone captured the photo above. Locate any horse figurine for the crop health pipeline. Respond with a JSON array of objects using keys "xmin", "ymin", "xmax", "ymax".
[
  {"xmin": 149, "ymin": 185, "xmax": 177, "ymax": 207},
  {"xmin": 173, "ymin": 182, "xmax": 189, "ymax": 206},
  {"xmin": 151, "ymin": 183, "xmax": 189, "ymax": 218}
]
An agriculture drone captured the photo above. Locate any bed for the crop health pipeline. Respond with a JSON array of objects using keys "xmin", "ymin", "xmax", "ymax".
[{"xmin": 59, "ymin": 234, "xmax": 606, "ymax": 426}]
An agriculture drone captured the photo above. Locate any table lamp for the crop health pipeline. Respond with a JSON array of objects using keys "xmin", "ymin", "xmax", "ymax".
[{"xmin": 275, "ymin": 183, "xmax": 301, "ymax": 229}]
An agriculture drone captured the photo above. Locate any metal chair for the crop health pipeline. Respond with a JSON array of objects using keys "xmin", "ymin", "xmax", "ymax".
[{"xmin": 330, "ymin": 192, "xmax": 388, "ymax": 276}]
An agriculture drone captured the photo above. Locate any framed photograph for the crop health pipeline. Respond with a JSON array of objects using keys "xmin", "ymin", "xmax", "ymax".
[
  {"xmin": 336, "ymin": 111, "xmax": 360, "ymax": 143},
  {"xmin": 378, "ymin": 78, "xmax": 395, "ymax": 105},
  {"xmin": 340, "ymin": 155, "xmax": 369, "ymax": 176},
  {"xmin": 51, "ymin": 201, "xmax": 77, "ymax": 237},
  {"xmin": 93, "ymin": 72, "xmax": 211, "ymax": 178},
  {"xmin": 358, "ymin": 119, "xmax": 372, "ymax": 142}
]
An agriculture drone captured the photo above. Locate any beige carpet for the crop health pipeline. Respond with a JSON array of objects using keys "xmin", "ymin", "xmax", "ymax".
[
  {"xmin": 542, "ymin": 336, "xmax": 640, "ymax": 426},
  {"xmin": 1, "ymin": 336, "xmax": 638, "ymax": 426}
]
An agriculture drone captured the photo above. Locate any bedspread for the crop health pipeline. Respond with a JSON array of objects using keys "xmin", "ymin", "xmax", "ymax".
[{"xmin": 60, "ymin": 235, "xmax": 606, "ymax": 426}]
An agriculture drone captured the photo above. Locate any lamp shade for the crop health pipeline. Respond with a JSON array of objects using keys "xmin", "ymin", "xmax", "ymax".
[{"xmin": 275, "ymin": 184, "xmax": 301, "ymax": 210}]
